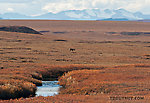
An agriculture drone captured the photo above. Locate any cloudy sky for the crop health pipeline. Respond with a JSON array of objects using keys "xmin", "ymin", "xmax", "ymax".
[{"xmin": 0, "ymin": 0, "xmax": 150, "ymax": 16}]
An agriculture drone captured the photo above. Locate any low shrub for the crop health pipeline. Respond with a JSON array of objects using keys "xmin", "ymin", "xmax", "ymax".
[
  {"xmin": 0, "ymin": 64, "xmax": 105, "ymax": 100},
  {"xmin": 0, "ymin": 80, "xmax": 36, "ymax": 100}
]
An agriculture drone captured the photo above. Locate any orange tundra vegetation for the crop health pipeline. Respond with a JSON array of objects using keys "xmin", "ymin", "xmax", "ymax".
[
  {"xmin": 1, "ymin": 64, "xmax": 150, "ymax": 103},
  {"xmin": 59, "ymin": 64, "xmax": 150, "ymax": 96},
  {"xmin": 0, "ymin": 20, "xmax": 150, "ymax": 102},
  {"xmin": 0, "ymin": 64, "xmax": 104, "ymax": 100}
]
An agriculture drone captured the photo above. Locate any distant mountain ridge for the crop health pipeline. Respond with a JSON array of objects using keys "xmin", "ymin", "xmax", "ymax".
[
  {"xmin": 100, "ymin": 18, "xmax": 129, "ymax": 21},
  {"xmin": 1, "ymin": 9, "xmax": 150, "ymax": 20},
  {"xmin": 0, "ymin": 13, "xmax": 30, "ymax": 19}
]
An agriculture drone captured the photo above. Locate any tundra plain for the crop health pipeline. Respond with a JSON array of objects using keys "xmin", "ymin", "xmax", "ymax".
[{"xmin": 0, "ymin": 20, "xmax": 150, "ymax": 103}]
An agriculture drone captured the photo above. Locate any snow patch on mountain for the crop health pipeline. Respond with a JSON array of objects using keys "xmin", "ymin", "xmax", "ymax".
[{"xmin": 0, "ymin": 8, "xmax": 150, "ymax": 20}]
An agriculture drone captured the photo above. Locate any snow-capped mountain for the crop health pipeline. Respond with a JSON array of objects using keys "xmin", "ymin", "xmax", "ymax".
[
  {"xmin": 1, "ymin": 9, "xmax": 150, "ymax": 20},
  {"xmin": 35, "ymin": 9, "xmax": 144, "ymax": 20}
]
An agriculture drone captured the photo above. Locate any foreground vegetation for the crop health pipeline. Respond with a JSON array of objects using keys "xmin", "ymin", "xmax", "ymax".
[
  {"xmin": 0, "ymin": 64, "xmax": 150, "ymax": 102},
  {"xmin": 0, "ymin": 20, "xmax": 150, "ymax": 102},
  {"xmin": 0, "ymin": 64, "xmax": 104, "ymax": 100},
  {"xmin": 59, "ymin": 64, "xmax": 150, "ymax": 96}
]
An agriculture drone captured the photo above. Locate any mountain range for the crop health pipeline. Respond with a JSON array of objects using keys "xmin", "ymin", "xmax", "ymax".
[{"xmin": 0, "ymin": 9, "xmax": 150, "ymax": 20}]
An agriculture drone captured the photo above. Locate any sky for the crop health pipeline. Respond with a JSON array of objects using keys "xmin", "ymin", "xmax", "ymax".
[{"xmin": 0, "ymin": 0, "xmax": 150, "ymax": 16}]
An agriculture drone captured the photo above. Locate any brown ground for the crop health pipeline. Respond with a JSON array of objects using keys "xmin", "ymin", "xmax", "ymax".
[{"xmin": 0, "ymin": 20, "xmax": 150, "ymax": 102}]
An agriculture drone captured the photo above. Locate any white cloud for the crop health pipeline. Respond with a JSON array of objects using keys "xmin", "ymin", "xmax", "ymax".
[
  {"xmin": 42, "ymin": 0, "xmax": 102, "ymax": 13},
  {"xmin": 42, "ymin": 1, "xmax": 88, "ymax": 13},
  {"xmin": 0, "ymin": 0, "xmax": 150, "ymax": 15},
  {"xmin": 7, "ymin": 8, "xmax": 14, "ymax": 12},
  {"xmin": 0, "ymin": 3, "xmax": 27, "ymax": 14},
  {"xmin": 42, "ymin": 0, "xmax": 150, "ymax": 14}
]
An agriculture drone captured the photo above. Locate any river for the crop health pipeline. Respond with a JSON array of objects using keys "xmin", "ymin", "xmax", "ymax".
[{"xmin": 36, "ymin": 81, "xmax": 61, "ymax": 97}]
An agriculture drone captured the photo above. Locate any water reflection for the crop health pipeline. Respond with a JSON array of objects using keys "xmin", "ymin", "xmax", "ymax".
[{"xmin": 36, "ymin": 81, "xmax": 61, "ymax": 97}]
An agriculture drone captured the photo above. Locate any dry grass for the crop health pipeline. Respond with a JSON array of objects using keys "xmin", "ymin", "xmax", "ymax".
[
  {"xmin": 59, "ymin": 64, "xmax": 150, "ymax": 96},
  {"xmin": 1, "ymin": 64, "xmax": 150, "ymax": 102},
  {"xmin": 0, "ymin": 79, "xmax": 36, "ymax": 100},
  {"xmin": 0, "ymin": 64, "xmax": 105, "ymax": 100},
  {"xmin": 0, "ymin": 20, "xmax": 150, "ymax": 102}
]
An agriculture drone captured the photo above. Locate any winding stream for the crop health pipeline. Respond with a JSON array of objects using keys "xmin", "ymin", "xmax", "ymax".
[{"xmin": 36, "ymin": 81, "xmax": 61, "ymax": 97}]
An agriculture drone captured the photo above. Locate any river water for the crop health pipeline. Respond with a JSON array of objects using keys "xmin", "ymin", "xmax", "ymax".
[{"xmin": 36, "ymin": 81, "xmax": 61, "ymax": 97}]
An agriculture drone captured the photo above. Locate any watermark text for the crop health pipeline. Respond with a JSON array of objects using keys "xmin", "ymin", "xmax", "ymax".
[{"xmin": 110, "ymin": 96, "xmax": 144, "ymax": 100}]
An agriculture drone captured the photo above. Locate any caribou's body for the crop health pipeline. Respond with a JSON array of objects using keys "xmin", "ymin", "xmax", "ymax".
[{"xmin": 70, "ymin": 48, "xmax": 75, "ymax": 51}]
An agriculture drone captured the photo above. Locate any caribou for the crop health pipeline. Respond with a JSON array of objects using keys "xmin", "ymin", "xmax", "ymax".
[{"xmin": 70, "ymin": 48, "xmax": 75, "ymax": 51}]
